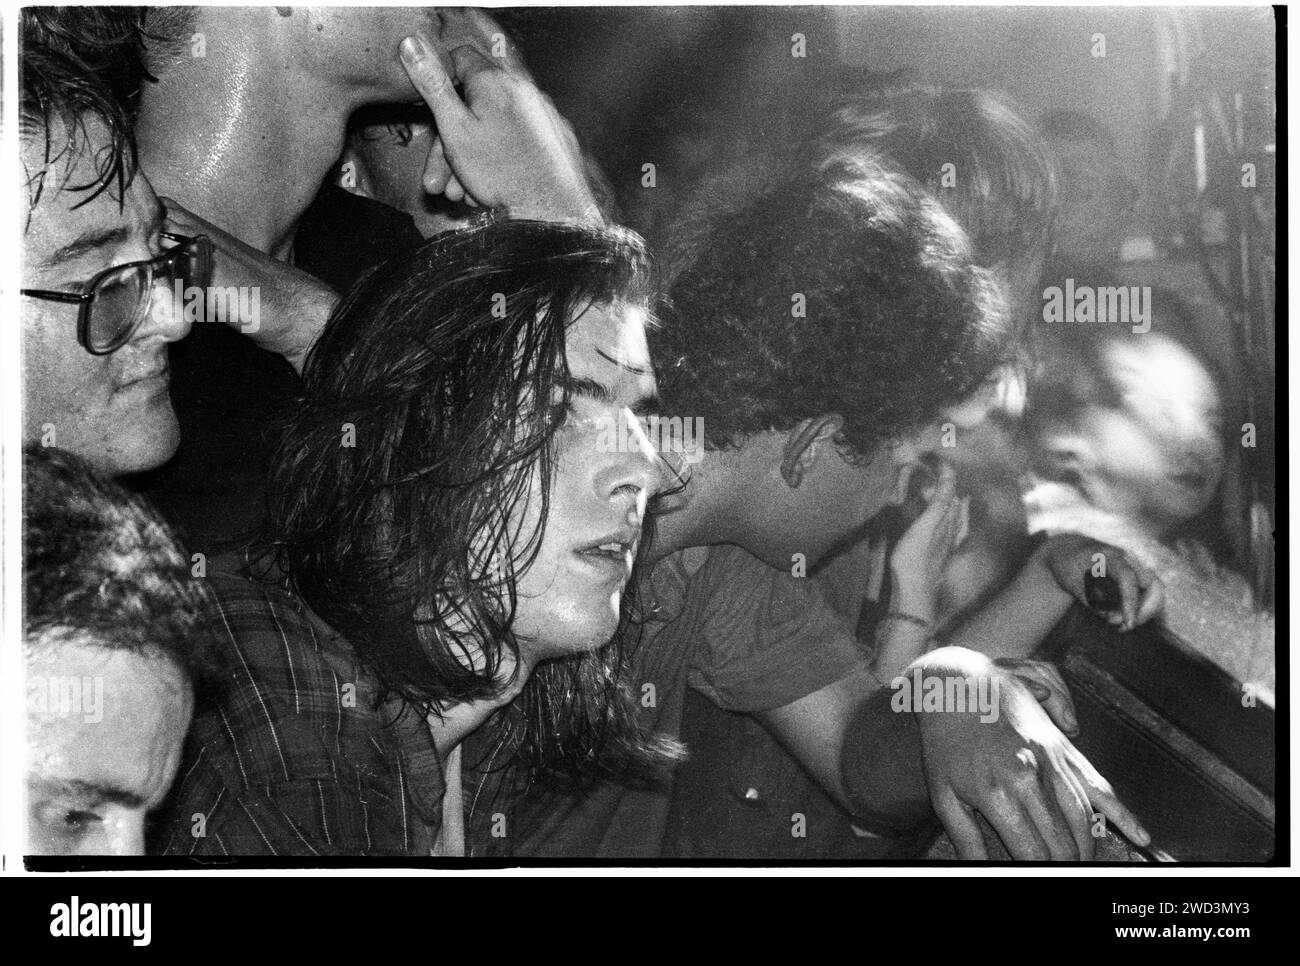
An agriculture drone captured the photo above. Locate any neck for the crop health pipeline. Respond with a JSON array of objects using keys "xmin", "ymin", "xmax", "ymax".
[
  {"xmin": 650, "ymin": 448, "xmax": 755, "ymax": 560},
  {"xmin": 137, "ymin": 17, "xmax": 362, "ymax": 259},
  {"xmin": 424, "ymin": 651, "xmax": 535, "ymax": 764}
]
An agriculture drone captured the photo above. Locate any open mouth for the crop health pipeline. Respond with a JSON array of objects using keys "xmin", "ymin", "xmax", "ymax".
[{"xmin": 575, "ymin": 533, "xmax": 638, "ymax": 578}]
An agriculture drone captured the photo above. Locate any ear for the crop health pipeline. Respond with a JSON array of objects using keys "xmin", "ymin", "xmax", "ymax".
[
  {"xmin": 779, "ymin": 414, "xmax": 845, "ymax": 488},
  {"xmin": 336, "ymin": 149, "xmax": 375, "ymax": 200}
]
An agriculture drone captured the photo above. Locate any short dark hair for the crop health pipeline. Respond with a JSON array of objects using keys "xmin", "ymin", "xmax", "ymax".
[
  {"xmin": 808, "ymin": 86, "xmax": 1058, "ymax": 271},
  {"xmin": 655, "ymin": 160, "xmax": 1010, "ymax": 458},
  {"xmin": 20, "ymin": 7, "xmax": 147, "ymax": 212},
  {"xmin": 270, "ymin": 219, "xmax": 677, "ymax": 787},
  {"xmin": 23, "ymin": 445, "xmax": 218, "ymax": 686}
]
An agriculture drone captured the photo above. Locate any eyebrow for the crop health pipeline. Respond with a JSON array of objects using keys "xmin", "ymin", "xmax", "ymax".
[
  {"xmin": 48, "ymin": 226, "xmax": 131, "ymax": 265},
  {"xmin": 45, "ymin": 203, "xmax": 166, "ymax": 268},
  {"xmin": 564, "ymin": 375, "xmax": 662, "ymax": 417},
  {"xmin": 595, "ymin": 346, "xmax": 653, "ymax": 375},
  {"xmin": 36, "ymin": 777, "xmax": 146, "ymax": 809}
]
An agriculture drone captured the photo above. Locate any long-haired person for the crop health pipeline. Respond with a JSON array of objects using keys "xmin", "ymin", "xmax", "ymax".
[{"xmin": 159, "ymin": 220, "xmax": 678, "ymax": 857}]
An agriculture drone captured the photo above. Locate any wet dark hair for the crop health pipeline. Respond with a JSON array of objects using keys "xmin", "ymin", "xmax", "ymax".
[
  {"xmin": 808, "ymin": 85, "xmax": 1059, "ymax": 273},
  {"xmin": 23, "ymin": 444, "xmax": 220, "ymax": 687},
  {"xmin": 655, "ymin": 159, "xmax": 1010, "ymax": 460},
  {"xmin": 270, "ymin": 219, "xmax": 679, "ymax": 787},
  {"xmin": 20, "ymin": 7, "xmax": 148, "ymax": 213}
]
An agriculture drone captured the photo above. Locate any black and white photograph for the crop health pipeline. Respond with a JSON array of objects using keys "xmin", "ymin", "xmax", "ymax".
[{"xmin": 5, "ymin": 1, "xmax": 1285, "ymax": 907}]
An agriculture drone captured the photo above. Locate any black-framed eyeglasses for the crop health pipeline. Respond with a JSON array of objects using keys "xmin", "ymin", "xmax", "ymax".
[{"xmin": 22, "ymin": 232, "xmax": 213, "ymax": 356}]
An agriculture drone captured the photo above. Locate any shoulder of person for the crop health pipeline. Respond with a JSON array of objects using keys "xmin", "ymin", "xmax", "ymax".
[{"xmin": 196, "ymin": 572, "xmax": 385, "ymax": 757}]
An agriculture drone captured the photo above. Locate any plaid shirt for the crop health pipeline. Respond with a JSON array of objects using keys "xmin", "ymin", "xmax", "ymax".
[{"xmin": 159, "ymin": 568, "xmax": 445, "ymax": 857}]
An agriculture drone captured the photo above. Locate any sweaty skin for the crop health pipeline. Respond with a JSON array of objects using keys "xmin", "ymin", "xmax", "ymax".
[{"xmin": 138, "ymin": 7, "xmax": 443, "ymax": 258}]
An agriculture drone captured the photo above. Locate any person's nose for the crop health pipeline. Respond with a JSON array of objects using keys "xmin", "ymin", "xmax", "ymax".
[
  {"xmin": 135, "ymin": 270, "xmax": 192, "ymax": 345},
  {"xmin": 597, "ymin": 411, "xmax": 662, "ymax": 525},
  {"xmin": 101, "ymin": 811, "xmax": 147, "ymax": 856}
]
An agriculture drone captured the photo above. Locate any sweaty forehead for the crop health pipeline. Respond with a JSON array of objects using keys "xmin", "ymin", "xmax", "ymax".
[
  {"xmin": 22, "ymin": 121, "xmax": 159, "ymax": 263},
  {"xmin": 26, "ymin": 642, "xmax": 192, "ymax": 797},
  {"xmin": 566, "ymin": 303, "xmax": 653, "ymax": 379}
]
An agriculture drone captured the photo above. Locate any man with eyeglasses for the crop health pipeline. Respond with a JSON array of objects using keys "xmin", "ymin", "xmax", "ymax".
[{"xmin": 20, "ymin": 14, "xmax": 207, "ymax": 477}]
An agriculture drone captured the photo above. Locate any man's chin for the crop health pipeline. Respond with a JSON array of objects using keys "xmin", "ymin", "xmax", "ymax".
[{"xmin": 105, "ymin": 412, "xmax": 181, "ymax": 477}]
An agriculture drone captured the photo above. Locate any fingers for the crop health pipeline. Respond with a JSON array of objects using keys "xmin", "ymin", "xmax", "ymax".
[
  {"xmin": 437, "ymin": 7, "xmax": 529, "ymax": 77},
  {"xmin": 1114, "ymin": 563, "xmax": 1140, "ymax": 630},
  {"xmin": 160, "ymin": 197, "xmax": 222, "ymax": 241},
  {"xmin": 1137, "ymin": 576, "xmax": 1166, "ymax": 624},
  {"xmin": 955, "ymin": 495, "xmax": 971, "ymax": 547},
  {"xmin": 1044, "ymin": 750, "xmax": 1097, "ymax": 859},
  {"xmin": 931, "ymin": 459, "xmax": 958, "ymax": 505},
  {"xmin": 1134, "ymin": 563, "xmax": 1166, "ymax": 624},
  {"xmin": 159, "ymin": 196, "xmax": 199, "ymax": 224},
  {"xmin": 448, "ymin": 43, "xmax": 503, "ymax": 95},
  {"xmin": 1017, "ymin": 769, "xmax": 1084, "ymax": 860},
  {"xmin": 933, "ymin": 787, "xmax": 989, "ymax": 860},
  {"xmin": 400, "ymin": 33, "xmax": 472, "ymax": 135},
  {"xmin": 1003, "ymin": 661, "xmax": 1078, "ymax": 734},
  {"xmin": 979, "ymin": 786, "xmax": 1053, "ymax": 861},
  {"xmin": 909, "ymin": 462, "xmax": 960, "ymax": 534},
  {"xmin": 458, "ymin": 7, "xmax": 531, "ymax": 76},
  {"xmin": 1064, "ymin": 743, "xmax": 1151, "ymax": 847}
]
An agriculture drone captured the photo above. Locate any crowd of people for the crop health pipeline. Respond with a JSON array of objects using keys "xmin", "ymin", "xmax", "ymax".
[{"xmin": 21, "ymin": 7, "xmax": 1259, "ymax": 861}]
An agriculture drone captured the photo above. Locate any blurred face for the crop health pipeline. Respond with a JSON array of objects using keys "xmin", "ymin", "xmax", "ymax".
[
  {"xmin": 510, "ymin": 304, "xmax": 663, "ymax": 661},
  {"xmin": 26, "ymin": 640, "xmax": 192, "ymax": 856},
  {"xmin": 22, "ymin": 118, "xmax": 191, "ymax": 476},
  {"xmin": 1045, "ymin": 335, "xmax": 1226, "ymax": 532}
]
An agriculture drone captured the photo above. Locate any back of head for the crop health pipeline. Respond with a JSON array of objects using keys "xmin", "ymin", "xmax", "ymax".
[
  {"xmin": 23, "ymin": 444, "xmax": 215, "ymax": 682},
  {"xmin": 656, "ymin": 159, "xmax": 1009, "ymax": 461},
  {"xmin": 809, "ymin": 85, "xmax": 1058, "ymax": 272}
]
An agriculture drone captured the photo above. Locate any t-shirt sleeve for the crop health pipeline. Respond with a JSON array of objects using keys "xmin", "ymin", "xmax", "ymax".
[{"xmin": 685, "ymin": 545, "xmax": 868, "ymax": 713}]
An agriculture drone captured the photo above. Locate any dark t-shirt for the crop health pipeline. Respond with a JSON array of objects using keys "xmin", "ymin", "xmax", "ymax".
[
  {"xmin": 137, "ymin": 185, "xmax": 424, "ymax": 551},
  {"xmin": 491, "ymin": 544, "xmax": 866, "ymax": 858}
]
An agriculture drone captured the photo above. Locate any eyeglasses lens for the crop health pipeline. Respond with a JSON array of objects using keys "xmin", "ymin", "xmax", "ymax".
[{"xmin": 87, "ymin": 263, "xmax": 149, "ymax": 353}]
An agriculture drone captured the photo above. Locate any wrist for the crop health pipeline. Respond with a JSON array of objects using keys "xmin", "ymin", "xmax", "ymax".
[
  {"xmin": 905, "ymin": 645, "xmax": 995, "ymax": 681},
  {"xmin": 1027, "ymin": 543, "xmax": 1075, "ymax": 603},
  {"xmin": 888, "ymin": 572, "xmax": 936, "ymax": 623}
]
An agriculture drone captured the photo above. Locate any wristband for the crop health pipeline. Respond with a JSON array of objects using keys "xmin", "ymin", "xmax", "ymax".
[{"xmin": 883, "ymin": 610, "xmax": 932, "ymax": 631}]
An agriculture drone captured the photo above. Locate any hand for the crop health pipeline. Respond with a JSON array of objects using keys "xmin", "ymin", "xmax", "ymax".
[
  {"xmin": 913, "ymin": 646, "xmax": 1149, "ymax": 860},
  {"xmin": 162, "ymin": 199, "xmax": 337, "ymax": 374},
  {"xmin": 1040, "ymin": 534, "xmax": 1165, "ymax": 632},
  {"xmin": 398, "ymin": 28, "xmax": 601, "ymax": 224},
  {"xmin": 888, "ymin": 460, "xmax": 968, "ymax": 621},
  {"xmin": 994, "ymin": 657, "xmax": 1078, "ymax": 736}
]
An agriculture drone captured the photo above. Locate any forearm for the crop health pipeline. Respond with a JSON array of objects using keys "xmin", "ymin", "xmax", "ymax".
[
  {"xmin": 756, "ymin": 668, "xmax": 883, "ymax": 809},
  {"xmin": 942, "ymin": 549, "xmax": 1073, "ymax": 660},
  {"xmin": 838, "ymin": 685, "xmax": 933, "ymax": 833},
  {"xmin": 839, "ymin": 646, "xmax": 998, "ymax": 832},
  {"xmin": 872, "ymin": 613, "xmax": 933, "ymax": 683}
]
